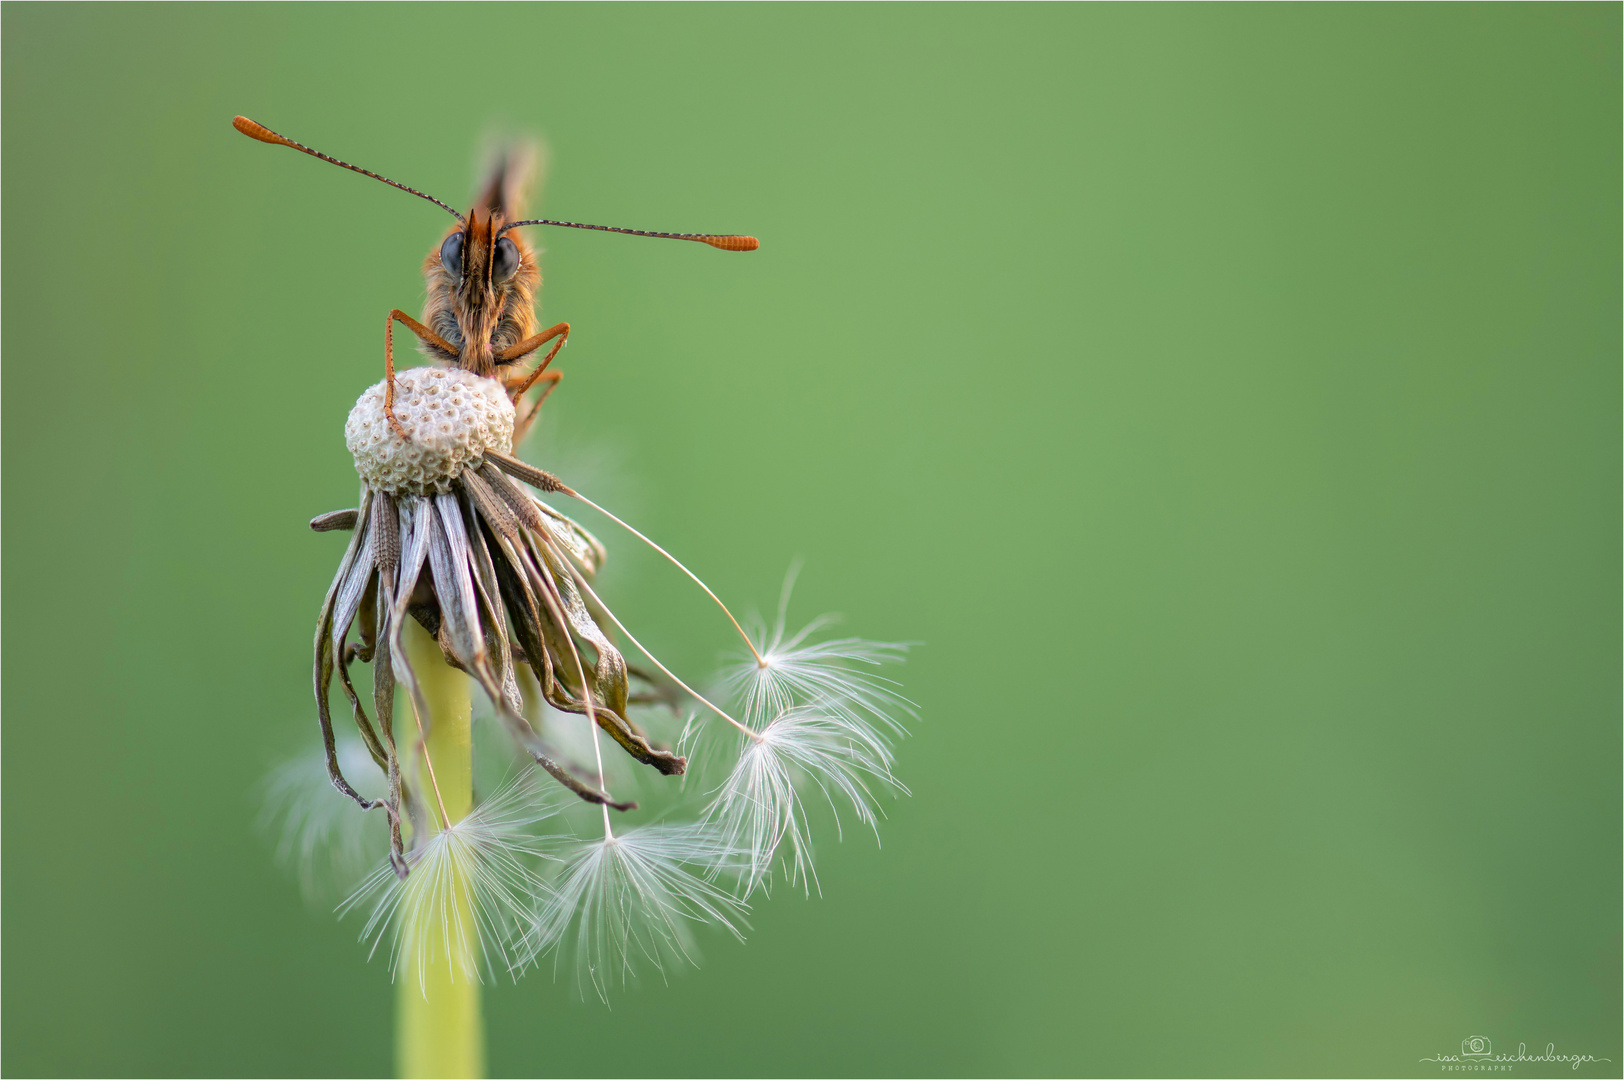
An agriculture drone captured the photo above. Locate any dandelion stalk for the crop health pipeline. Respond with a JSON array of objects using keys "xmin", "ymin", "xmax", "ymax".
[{"xmin": 396, "ymin": 619, "xmax": 484, "ymax": 1080}]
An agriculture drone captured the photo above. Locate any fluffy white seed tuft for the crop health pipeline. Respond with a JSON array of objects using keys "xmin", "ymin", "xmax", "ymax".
[
  {"xmin": 528, "ymin": 824, "xmax": 748, "ymax": 1002},
  {"xmin": 260, "ymin": 739, "xmax": 388, "ymax": 904},
  {"xmin": 725, "ymin": 620, "xmax": 915, "ymax": 763},
  {"xmin": 708, "ymin": 707, "xmax": 906, "ymax": 896},
  {"xmin": 700, "ymin": 581, "xmax": 913, "ymax": 895},
  {"xmin": 345, "ymin": 366, "xmax": 514, "ymax": 494},
  {"xmin": 342, "ymin": 771, "xmax": 561, "ymax": 988}
]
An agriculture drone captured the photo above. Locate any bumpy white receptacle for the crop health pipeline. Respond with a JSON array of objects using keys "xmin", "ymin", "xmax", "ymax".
[{"xmin": 345, "ymin": 367, "xmax": 515, "ymax": 494}]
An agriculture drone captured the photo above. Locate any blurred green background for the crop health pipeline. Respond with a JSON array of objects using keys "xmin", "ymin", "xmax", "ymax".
[{"xmin": 3, "ymin": 4, "xmax": 1618, "ymax": 1077}]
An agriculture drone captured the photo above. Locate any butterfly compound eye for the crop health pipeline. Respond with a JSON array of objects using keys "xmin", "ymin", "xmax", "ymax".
[
  {"xmin": 440, "ymin": 232, "xmax": 465, "ymax": 278},
  {"xmin": 493, "ymin": 237, "xmax": 520, "ymax": 281}
]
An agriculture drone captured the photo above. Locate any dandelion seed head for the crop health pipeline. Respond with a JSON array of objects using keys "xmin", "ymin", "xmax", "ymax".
[{"xmin": 346, "ymin": 367, "xmax": 513, "ymax": 494}]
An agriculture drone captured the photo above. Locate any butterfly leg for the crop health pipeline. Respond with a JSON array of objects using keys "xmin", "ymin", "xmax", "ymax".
[
  {"xmin": 500, "ymin": 322, "xmax": 571, "ymax": 444},
  {"xmin": 511, "ymin": 371, "xmax": 563, "ymax": 445},
  {"xmin": 384, "ymin": 308, "xmax": 459, "ymax": 440},
  {"xmin": 498, "ymin": 322, "xmax": 570, "ymax": 398}
]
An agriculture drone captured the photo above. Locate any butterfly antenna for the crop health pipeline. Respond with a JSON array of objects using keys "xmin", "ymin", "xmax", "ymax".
[
  {"xmin": 232, "ymin": 116, "xmax": 465, "ymax": 222},
  {"xmin": 502, "ymin": 218, "xmax": 758, "ymax": 251}
]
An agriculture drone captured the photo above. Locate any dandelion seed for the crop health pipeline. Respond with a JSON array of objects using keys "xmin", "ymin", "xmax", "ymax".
[
  {"xmin": 343, "ymin": 770, "xmax": 562, "ymax": 989},
  {"xmin": 708, "ymin": 707, "xmax": 906, "ymax": 896},
  {"xmin": 260, "ymin": 738, "xmax": 388, "ymax": 903},
  {"xmin": 529, "ymin": 823, "xmax": 748, "ymax": 1002},
  {"xmin": 726, "ymin": 566, "xmax": 916, "ymax": 751},
  {"xmin": 694, "ymin": 568, "xmax": 914, "ymax": 894}
]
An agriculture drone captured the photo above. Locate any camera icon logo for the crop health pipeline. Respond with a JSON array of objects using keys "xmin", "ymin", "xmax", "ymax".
[{"xmin": 1461, "ymin": 1036, "xmax": 1493, "ymax": 1059}]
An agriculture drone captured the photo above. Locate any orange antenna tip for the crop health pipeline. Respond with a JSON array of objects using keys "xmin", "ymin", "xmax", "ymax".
[
  {"xmin": 704, "ymin": 235, "xmax": 759, "ymax": 251},
  {"xmin": 232, "ymin": 115, "xmax": 288, "ymax": 146}
]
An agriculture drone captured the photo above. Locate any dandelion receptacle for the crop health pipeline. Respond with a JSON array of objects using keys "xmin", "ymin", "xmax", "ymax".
[{"xmin": 241, "ymin": 117, "xmax": 913, "ymax": 1077}]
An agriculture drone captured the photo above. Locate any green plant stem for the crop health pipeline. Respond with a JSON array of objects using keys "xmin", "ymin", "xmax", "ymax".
[{"xmin": 396, "ymin": 620, "xmax": 484, "ymax": 1080}]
